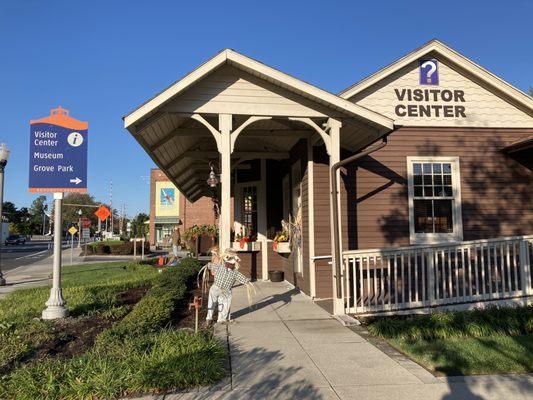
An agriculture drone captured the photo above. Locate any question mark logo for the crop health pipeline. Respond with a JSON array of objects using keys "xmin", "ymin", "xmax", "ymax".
[{"xmin": 420, "ymin": 59, "xmax": 439, "ymax": 85}]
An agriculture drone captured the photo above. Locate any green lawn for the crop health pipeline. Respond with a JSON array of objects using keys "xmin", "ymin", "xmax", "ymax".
[
  {"xmin": 0, "ymin": 261, "xmax": 227, "ymax": 400},
  {"xmin": 364, "ymin": 306, "xmax": 533, "ymax": 376}
]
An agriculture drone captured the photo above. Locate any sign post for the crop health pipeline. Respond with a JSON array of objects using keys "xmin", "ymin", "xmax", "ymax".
[
  {"xmin": 42, "ymin": 193, "xmax": 69, "ymax": 319},
  {"xmin": 29, "ymin": 107, "xmax": 88, "ymax": 320},
  {"xmin": 68, "ymin": 226, "xmax": 77, "ymax": 266}
]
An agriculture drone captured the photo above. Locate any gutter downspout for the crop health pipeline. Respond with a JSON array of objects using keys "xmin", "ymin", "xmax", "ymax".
[{"xmin": 330, "ymin": 138, "xmax": 388, "ymax": 307}]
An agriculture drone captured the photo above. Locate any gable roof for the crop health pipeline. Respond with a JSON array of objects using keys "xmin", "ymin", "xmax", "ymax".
[
  {"xmin": 123, "ymin": 49, "xmax": 393, "ymax": 132},
  {"xmin": 339, "ymin": 39, "xmax": 533, "ymax": 116}
]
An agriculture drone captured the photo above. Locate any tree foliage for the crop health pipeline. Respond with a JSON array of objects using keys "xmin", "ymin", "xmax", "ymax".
[
  {"xmin": 2, "ymin": 202, "xmax": 35, "ymax": 235},
  {"xmin": 4, "ymin": 192, "xmax": 148, "ymax": 236},
  {"xmin": 130, "ymin": 213, "xmax": 149, "ymax": 237},
  {"xmin": 61, "ymin": 193, "xmax": 100, "ymax": 228}
]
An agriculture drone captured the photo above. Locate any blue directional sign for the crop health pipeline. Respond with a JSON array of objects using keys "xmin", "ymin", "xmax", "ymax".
[{"xmin": 29, "ymin": 107, "xmax": 88, "ymax": 193}]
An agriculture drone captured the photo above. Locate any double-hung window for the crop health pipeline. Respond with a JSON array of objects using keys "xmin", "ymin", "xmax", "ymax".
[{"xmin": 407, "ymin": 157, "xmax": 463, "ymax": 244}]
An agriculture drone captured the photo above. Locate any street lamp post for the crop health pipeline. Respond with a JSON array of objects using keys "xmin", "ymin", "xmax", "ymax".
[
  {"xmin": 77, "ymin": 208, "xmax": 82, "ymax": 248},
  {"xmin": 0, "ymin": 143, "xmax": 10, "ymax": 286}
]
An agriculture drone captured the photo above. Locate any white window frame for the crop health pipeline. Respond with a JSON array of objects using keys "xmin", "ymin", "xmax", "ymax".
[
  {"xmin": 234, "ymin": 181, "xmax": 260, "ymax": 238},
  {"xmin": 407, "ymin": 156, "xmax": 463, "ymax": 245}
]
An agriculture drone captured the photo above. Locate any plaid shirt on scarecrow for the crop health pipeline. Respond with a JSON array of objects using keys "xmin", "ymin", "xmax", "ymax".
[{"xmin": 207, "ymin": 262, "xmax": 249, "ymax": 293}]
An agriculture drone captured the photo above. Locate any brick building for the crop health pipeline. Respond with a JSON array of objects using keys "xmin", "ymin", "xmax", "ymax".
[{"xmin": 149, "ymin": 168, "xmax": 216, "ymax": 247}]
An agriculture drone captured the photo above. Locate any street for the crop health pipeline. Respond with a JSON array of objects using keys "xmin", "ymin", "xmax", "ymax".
[{"xmin": 0, "ymin": 240, "xmax": 68, "ymax": 272}]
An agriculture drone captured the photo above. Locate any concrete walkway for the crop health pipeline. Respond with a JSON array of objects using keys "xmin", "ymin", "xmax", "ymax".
[{"xmin": 156, "ymin": 281, "xmax": 533, "ymax": 400}]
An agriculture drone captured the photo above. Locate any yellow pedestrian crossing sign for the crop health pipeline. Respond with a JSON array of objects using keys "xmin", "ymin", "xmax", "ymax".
[{"xmin": 68, "ymin": 226, "xmax": 78, "ymax": 236}]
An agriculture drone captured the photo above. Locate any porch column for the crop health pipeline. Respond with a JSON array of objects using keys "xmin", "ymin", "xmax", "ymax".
[
  {"xmin": 259, "ymin": 158, "xmax": 268, "ymax": 280},
  {"xmin": 219, "ymin": 114, "xmax": 232, "ymax": 250},
  {"xmin": 328, "ymin": 118, "xmax": 344, "ymax": 315}
]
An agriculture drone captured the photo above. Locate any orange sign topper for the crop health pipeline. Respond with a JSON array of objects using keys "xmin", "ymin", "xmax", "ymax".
[{"xmin": 95, "ymin": 205, "xmax": 111, "ymax": 222}]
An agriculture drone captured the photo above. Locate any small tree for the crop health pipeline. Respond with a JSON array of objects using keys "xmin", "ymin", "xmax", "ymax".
[
  {"xmin": 29, "ymin": 195, "xmax": 47, "ymax": 234},
  {"xmin": 130, "ymin": 213, "xmax": 149, "ymax": 237}
]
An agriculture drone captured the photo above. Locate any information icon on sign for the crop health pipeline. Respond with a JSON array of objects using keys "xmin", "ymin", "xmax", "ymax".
[{"xmin": 67, "ymin": 132, "xmax": 84, "ymax": 147}]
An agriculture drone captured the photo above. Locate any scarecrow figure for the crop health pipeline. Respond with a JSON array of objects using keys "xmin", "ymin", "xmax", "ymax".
[
  {"xmin": 170, "ymin": 223, "xmax": 181, "ymax": 258},
  {"xmin": 204, "ymin": 248, "xmax": 250, "ymax": 327}
]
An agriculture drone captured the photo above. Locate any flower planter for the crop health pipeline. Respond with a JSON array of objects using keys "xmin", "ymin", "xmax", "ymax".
[
  {"xmin": 232, "ymin": 241, "xmax": 261, "ymax": 252},
  {"xmin": 269, "ymin": 270, "xmax": 284, "ymax": 282},
  {"xmin": 273, "ymin": 241, "xmax": 291, "ymax": 254}
]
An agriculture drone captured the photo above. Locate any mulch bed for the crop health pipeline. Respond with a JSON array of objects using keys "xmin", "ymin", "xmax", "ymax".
[
  {"xmin": 173, "ymin": 284, "xmax": 208, "ymax": 330},
  {"xmin": 5, "ymin": 276, "xmax": 213, "ymax": 375},
  {"xmin": 2, "ymin": 286, "xmax": 149, "ymax": 375}
]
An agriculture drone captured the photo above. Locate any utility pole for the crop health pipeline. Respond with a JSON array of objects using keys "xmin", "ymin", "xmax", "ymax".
[
  {"xmin": 119, "ymin": 202, "xmax": 124, "ymax": 235},
  {"xmin": 109, "ymin": 180, "xmax": 113, "ymax": 234}
]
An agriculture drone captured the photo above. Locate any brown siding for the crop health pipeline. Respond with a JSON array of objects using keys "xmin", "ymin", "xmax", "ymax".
[
  {"xmin": 267, "ymin": 241, "xmax": 290, "ymax": 272},
  {"xmin": 313, "ymin": 145, "xmax": 334, "ymax": 298},
  {"xmin": 293, "ymin": 140, "xmax": 309, "ymax": 293},
  {"xmin": 301, "ymin": 149, "xmax": 310, "ymax": 296},
  {"xmin": 347, "ymin": 127, "xmax": 533, "ymax": 249},
  {"xmin": 237, "ymin": 250, "xmax": 262, "ymax": 281}
]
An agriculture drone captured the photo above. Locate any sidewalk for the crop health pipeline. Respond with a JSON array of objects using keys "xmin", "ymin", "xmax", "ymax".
[
  {"xmin": 0, "ymin": 249, "xmax": 135, "ymax": 299},
  {"xmin": 135, "ymin": 281, "xmax": 533, "ymax": 400}
]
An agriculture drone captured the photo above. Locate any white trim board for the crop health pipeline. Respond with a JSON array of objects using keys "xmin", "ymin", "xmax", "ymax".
[
  {"xmin": 123, "ymin": 49, "xmax": 394, "ymax": 132},
  {"xmin": 406, "ymin": 156, "xmax": 463, "ymax": 245}
]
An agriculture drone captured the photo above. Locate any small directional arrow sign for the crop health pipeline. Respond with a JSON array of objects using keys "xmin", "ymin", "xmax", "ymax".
[{"xmin": 69, "ymin": 177, "xmax": 82, "ymax": 185}]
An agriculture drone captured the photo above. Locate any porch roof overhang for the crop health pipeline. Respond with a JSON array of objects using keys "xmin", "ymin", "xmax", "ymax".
[
  {"xmin": 123, "ymin": 49, "xmax": 394, "ymax": 201},
  {"xmin": 501, "ymin": 136, "xmax": 533, "ymax": 154}
]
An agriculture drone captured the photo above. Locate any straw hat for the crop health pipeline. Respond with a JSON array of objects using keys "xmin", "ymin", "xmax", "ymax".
[{"xmin": 221, "ymin": 248, "xmax": 241, "ymax": 267}]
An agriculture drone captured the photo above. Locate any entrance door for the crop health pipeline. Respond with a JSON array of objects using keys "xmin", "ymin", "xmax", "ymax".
[{"xmin": 291, "ymin": 162, "xmax": 303, "ymax": 275}]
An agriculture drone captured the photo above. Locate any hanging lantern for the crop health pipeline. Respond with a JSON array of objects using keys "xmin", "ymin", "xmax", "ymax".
[{"xmin": 207, "ymin": 164, "xmax": 219, "ymax": 187}]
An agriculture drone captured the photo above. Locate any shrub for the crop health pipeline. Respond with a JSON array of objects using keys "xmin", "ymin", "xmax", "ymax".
[
  {"xmin": 95, "ymin": 242, "xmax": 110, "ymax": 254},
  {"xmin": 365, "ymin": 305, "xmax": 533, "ymax": 341},
  {"xmin": 97, "ymin": 259, "xmax": 201, "ymax": 346},
  {"xmin": 85, "ymin": 241, "xmax": 150, "ymax": 256},
  {"xmin": 1, "ymin": 330, "xmax": 227, "ymax": 400}
]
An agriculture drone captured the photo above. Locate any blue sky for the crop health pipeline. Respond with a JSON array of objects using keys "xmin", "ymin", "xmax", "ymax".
[{"xmin": 1, "ymin": 0, "xmax": 532, "ymax": 216}]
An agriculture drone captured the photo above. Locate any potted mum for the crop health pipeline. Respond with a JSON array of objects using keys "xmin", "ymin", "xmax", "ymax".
[
  {"xmin": 273, "ymin": 229, "xmax": 291, "ymax": 254},
  {"xmin": 233, "ymin": 226, "xmax": 260, "ymax": 252}
]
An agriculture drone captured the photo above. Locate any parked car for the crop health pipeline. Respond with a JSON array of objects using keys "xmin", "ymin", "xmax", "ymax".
[{"xmin": 5, "ymin": 235, "xmax": 26, "ymax": 245}]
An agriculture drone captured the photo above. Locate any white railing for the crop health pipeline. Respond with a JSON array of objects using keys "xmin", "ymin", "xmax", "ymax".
[{"xmin": 343, "ymin": 235, "xmax": 533, "ymax": 315}]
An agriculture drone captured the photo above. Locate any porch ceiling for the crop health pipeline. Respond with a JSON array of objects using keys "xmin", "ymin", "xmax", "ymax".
[{"xmin": 124, "ymin": 49, "xmax": 394, "ymax": 201}]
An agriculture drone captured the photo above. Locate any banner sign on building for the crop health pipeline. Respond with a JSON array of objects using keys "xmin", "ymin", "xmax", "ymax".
[
  {"xmin": 29, "ymin": 106, "xmax": 88, "ymax": 193},
  {"xmin": 155, "ymin": 181, "xmax": 180, "ymax": 217}
]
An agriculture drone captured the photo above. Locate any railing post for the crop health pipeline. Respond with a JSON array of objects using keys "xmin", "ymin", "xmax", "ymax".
[
  {"xmin": 519, "ymin": 239, "xmax": 532, "ymax": 296},
  {"xmin": 427, "ymin": 250, "xmax": 436, "ymax": 306}
]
